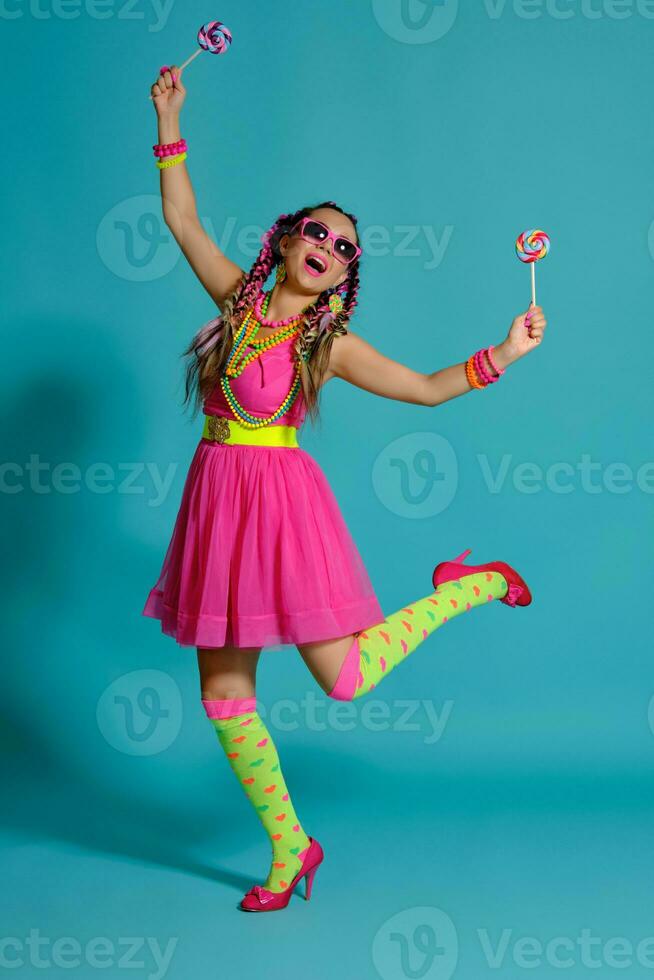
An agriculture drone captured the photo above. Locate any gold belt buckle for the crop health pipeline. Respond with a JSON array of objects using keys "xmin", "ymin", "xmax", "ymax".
[{"xmin": 207, "ymin": 416, "xmax": 231, "ymax": 444}]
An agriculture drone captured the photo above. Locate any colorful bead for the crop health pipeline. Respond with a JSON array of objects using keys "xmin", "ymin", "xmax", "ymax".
[
  {"xmin": 253, "ymin": 289, "xmax": 308, "ymax": 328},
  {"xmin": 465, "ymin": 356, "xmax": 485, "ymax": 389},
  {"xmin": 153, "ymin": 139, "xmax": 187, "ymax": 158},
  {"xmin": 219, "ymin": 289, "xmax": 305, "ymax": 428},
  {"xmin": 473, "ymin": 349, "xmax": 494, "ymax": 386},
  {"xmin": 485, "ymin": 345, "xmax": 505, "ymax": 376}
]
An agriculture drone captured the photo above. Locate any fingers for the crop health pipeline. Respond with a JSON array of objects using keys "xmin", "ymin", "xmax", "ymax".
[
  {"xmin": 170, "ymin": 64, "xmax": 185, "ymax": 91},
  {"xmin": 150, "ymin": 64, "xmax": 185, "ymax": 100},
  {"xmin": 151, "ymin": 66, "xmax": 173, "ymax": 95},
  {"xmin": 151, "ymin": 70, "xmax": 167, "ymax": 98},
  {"xmin": 524, "ymin": 306, "xmax": 547, "ymax": 341}
]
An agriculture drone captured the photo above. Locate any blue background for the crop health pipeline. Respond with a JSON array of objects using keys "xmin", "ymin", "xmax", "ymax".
[{"xmin": 3, "ymin": 0, "xmax": 653, "ymax": 977}]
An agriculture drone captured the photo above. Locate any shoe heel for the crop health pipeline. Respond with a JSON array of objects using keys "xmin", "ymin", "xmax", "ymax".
[
  {"xmin": 305, "ymin": 865, "xmax": 318, "ymax": 901},
  {"xmin": 452, "ymin": 548, "xmax": 472, "ymax": 564}
]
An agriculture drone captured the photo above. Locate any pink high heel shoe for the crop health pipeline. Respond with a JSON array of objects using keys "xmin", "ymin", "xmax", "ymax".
[
  {"xmin": 432, "ymin": 548, "xmax": 532, "ymax": 607},
  {"xmin": 239, "ymin": 836, "xmax": 324, "ymax": 912}
]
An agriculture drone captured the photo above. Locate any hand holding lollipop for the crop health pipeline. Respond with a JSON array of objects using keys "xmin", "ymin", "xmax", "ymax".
[
  {"xmin": 515, "ymin": 228, "xmax": 550, "ymax": 307},
  {"xmin": 149, "ymin": 20, "xmax": 232, "ymax": 101}
]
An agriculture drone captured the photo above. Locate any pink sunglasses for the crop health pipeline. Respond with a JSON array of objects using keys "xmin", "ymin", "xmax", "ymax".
[{"xmin": 290, "ymin": 217, "xmax": 362, "ymax": 266}]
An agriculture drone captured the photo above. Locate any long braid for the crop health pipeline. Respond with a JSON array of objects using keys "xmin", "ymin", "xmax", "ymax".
[{"xmin": 181, "ymin": 201, "xmax": 362, "ymax": 425}]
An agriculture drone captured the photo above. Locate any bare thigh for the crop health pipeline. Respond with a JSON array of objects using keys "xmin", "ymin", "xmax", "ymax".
[
  {"xmin": 197, "ymin": 645, "xmax": 262, "ymax": 700},
  {"xmin": 296, "ymin": 633, "xmax": 362, "ymax": 693}
]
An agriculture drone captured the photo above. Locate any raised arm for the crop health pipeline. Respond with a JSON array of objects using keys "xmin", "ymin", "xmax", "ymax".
[
  {"xmin": 325, "ymin": 307, "xmax": 547, "ymax": 406},
  {"xmin": 151, "ymin": 66, "xmax": 245, "ymax": 310}
]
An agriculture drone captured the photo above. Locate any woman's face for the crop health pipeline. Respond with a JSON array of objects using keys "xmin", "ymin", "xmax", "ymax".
[{"xmin": 279, "ymin": 208, "xmax": 359, "ymax": 295}]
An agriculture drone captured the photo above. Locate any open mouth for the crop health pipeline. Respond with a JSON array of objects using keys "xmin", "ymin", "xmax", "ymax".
[{"xmin": 303, "ymin": 252, "xmax": 329, "ymax": 277}]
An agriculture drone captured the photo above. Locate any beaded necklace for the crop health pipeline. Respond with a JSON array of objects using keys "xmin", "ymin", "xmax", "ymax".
[{"xmin": 219, "ymin": 290, "xmax": 306, "ymax": 429}]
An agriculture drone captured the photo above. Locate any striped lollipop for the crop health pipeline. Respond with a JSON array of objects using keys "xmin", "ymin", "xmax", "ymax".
[
  {"xmin": 515, "ymin": 229, "xmax": 550, "ymax": 305},
  {"xmin": 196, "ymin": 21, "xmax": 232, "ymax": 56}
]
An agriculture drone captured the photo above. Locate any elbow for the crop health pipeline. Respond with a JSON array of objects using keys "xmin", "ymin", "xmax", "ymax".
[
  {"xmin": 162, "ymin": 205, "xmax": 198, "ymax": 232},
  {"xmin": 419, "ymin": 376, "xmax": 437, "ymax": 408}
]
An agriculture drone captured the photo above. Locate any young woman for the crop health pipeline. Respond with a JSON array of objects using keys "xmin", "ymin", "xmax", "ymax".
[{"xmin": 143, "ymin": 65, "xmax": 548, "ymax": 913}]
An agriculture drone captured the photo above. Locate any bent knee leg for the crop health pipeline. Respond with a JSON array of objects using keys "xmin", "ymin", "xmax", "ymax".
[{"xmin": 298, "ymin": 634, "xmax": 361, "ymax": 700}]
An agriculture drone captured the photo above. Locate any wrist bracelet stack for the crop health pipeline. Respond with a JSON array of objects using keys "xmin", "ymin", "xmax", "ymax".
[
  {"xmin": 153, "ymin": 138, "xmax": 188, "ymax": 170},
  {"xmin": 465, "ymin": 345, "xmax": 506, "ymax": 390}
]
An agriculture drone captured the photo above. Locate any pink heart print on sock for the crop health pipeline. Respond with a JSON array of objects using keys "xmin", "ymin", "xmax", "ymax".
[{"xmin": 327, "ymin": 572, "xmax": 511, "ymax": 704}]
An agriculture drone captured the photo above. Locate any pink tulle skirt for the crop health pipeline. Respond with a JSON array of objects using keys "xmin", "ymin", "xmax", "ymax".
[{"xmin": 142, "ymin": 437, "xmax": 385, "ymax": 648}]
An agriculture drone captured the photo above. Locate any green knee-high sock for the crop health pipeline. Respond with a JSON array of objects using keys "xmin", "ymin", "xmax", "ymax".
[
  {"xmin": 328, "ymin": 571, "xmax": 508, "ymax": 700},
  {"xmin": 202, "ymin": 697, "xmax": 312, "ymax": 893}
]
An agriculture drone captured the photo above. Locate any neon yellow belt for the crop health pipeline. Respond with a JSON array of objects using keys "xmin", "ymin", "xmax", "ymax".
[{"xmin": 202, "ymin": 414, "xmax": 299, "ymax": 447}]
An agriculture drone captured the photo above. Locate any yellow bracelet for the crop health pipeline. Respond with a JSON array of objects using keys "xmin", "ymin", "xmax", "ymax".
[{"xmin": 155, "ymin": 152, "xmax": 187, "ymax": 170}]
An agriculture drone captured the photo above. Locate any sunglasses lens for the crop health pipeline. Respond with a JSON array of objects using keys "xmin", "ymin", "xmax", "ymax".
[
  {"xmin": 303, "ymin": 220, "xmax": 329, "ymax": 244},
  {"xmin": 334, "ymin": 239, "xmax": 358, "ymax": 263}
]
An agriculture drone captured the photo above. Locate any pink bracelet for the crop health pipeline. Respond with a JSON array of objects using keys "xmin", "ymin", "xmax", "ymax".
[
  {"xmin": 485, "ymin": 345, "xmax": 505, "ymax": 376},
  {"xmin": 153, "ymin": 139, "xmax": 188, "ymax": 158},
  {"xmin": 153, "ymin": 139, "xmax": 187, "ymax": 158},
  {"xmin": 473, "ymin": 349, "xmax": 495, "ymax": 386}
]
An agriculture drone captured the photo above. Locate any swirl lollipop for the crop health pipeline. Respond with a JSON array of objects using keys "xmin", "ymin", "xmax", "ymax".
[
  {"xmin": 149, "ymin": 20, "xmax": 232, "ymax": 99},
  {"xmin": 515, "ymin": 229, "xmax": 550, "ymax": 306},
  {"xmin": 182, "ymin": 21, "xmax": 232, "ymax": 68}
]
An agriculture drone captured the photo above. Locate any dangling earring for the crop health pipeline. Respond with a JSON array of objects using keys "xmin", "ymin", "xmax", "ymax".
[
  {"xmin": 328, "ymin": 290, "xmax": 344, "ymax": 316},
  {"xmin": 276, "ymin": 261, "xmax": 287, "ymax": 285}
]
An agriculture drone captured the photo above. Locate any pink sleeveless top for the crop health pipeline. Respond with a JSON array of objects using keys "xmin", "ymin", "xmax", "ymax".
[{"xmin": 203, "ymin": 335, "xmax": 307, "ymax": 429}]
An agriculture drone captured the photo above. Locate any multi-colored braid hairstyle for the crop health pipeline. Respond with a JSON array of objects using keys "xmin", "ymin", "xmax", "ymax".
[{"xmin": 180, "ymin": 200, "xmax": 361, "ymax": 427}]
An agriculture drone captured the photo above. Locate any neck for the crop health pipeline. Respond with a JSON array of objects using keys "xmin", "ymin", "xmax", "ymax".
[{"xmin": 264, "ymin": 283, "xmax": 319, "ymax": 322}]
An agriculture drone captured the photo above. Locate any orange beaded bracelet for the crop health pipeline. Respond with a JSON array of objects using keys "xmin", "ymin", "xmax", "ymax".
[{"xmin": 465, "ymin": 355, "xmax": 485, "ymax": 389}]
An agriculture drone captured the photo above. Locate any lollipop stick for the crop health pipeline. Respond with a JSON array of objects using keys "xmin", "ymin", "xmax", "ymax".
[
  {"xmin": 531, "ymin": 263, "xmax": 536, "ymax": 307},
  {"xmin": 179, "ymin": 48, "xmax": 202, "ymax": 71}
]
